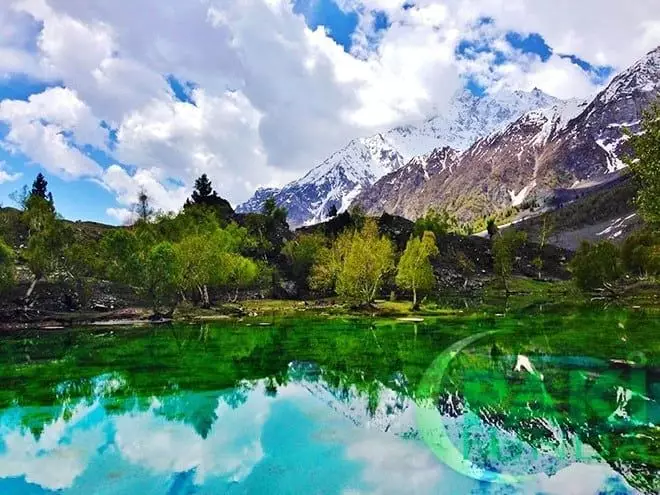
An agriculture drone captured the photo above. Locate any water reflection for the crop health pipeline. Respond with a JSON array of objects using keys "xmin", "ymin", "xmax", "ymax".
[
  {"xmin": 0, "ymin": 366, "xmax": 643, "ymax": 494},
  {"xmin": 1, "ymin": 312, "xmax": 658, "ymax": 494}
]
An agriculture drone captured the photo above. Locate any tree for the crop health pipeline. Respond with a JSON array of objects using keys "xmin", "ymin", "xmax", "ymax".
[
  {"xmin": 242, "ymin": 197, "xmax": 289, "ymax": 261},
  {"xmin": 30, "ymin": 173, "xmax": 54, "ymax": 212},
  {"xmin": 311, "ymin": 220, "xmax": 394, "ymax": 305},
  {"xmin": 621, "ymin": 229, "xmax": 660, "ymax": 276},
  {"xmin": 570, "ymin": 241, "xmax": 623, "ymax": 291},
  {"xmin": 492, "ymin": 229, "xmax": 527, "ymax": 293},
  {"xmin": 487, "ymin": 219, "xmax": 499, "ymax": 239},
  {"xmin": 282, "ymin": 233, "xmax": 326, "ymax": 292},
  {"xmin": 144, "ymin": 242, "xmax": 181, "ymax": 314},
  {"xmin": 185, "ymin": 174, "xmax": 234, "ymax": 222},
  {"xmin": 327, "ymin": 204, "xmax": 338, "ymax": 218},
  {"xmin": 175, "ymin": 232, "xmax": 222, "ymax": 307},
  {"xmin": 626, "ymin": 100, "xmax": 660, "ymax": 226},
  {"xmin": 262, "ymin": 197, "xmax": 287, "ymax": 224},
  {"xmin": 60, "ymin": 232, "xmax": 103, "ymax": 308},
  {"xmin": 532, "ymin": 216, "xmax": 555, "ymax": 279},
  {"xmin": 100, "ymin": 229, "xmax": 146, "ymax": 286},
  {"xmin": 135, "ymin": 188, "xmax": 155, "ymax": 224},
  {"xmin": 21, "ymin": 184, "xmax": 64, "ymax": 302},
  {"xmin": 413, "ymin": 209, "xmax": 459, "ymax": 238},
  {"xmin": 0, "ymin": 238, "xmax": 15, "ymax": 293},
  {"xmin": 396, "ymin": 231, "xmax": 439, "ymax": 309},
  {"xmin": 175, "ymin": 226, "xmax": 257, "ymax": 306},
  {"xmin": 223, "ymin": 253, "xmax": 259, "ymax": 301}
]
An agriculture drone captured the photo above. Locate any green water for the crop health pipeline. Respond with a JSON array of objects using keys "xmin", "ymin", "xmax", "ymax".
[{"xmin": 0, "ymin": 309, "xmax": 658, "ymax": 494}]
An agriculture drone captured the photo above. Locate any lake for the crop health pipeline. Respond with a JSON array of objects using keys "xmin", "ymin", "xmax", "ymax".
[{"xmin": 0, "ymin": 309, "xmax": 658, "ymax": 494}]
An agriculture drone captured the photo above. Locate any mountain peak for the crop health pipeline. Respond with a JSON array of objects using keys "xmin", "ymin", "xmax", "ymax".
[{"xmin": 238, "ymin": 88, "xmax": 564, "ymax": 227}]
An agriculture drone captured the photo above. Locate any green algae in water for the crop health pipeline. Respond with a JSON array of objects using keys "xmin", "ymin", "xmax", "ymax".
[{"xmin": 0, "ymin": 309, "xmax": 658, "ymax": 494}]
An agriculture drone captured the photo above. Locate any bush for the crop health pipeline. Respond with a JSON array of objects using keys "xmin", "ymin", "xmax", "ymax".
[
  {"xmin": 621, "ymin": 229, "xmax": 660, "ymax": 276},
  {"xmin": 0, "ymin": 238, "xmax": 15, "ymax": 292},
  {"xmin": 570, "ymin": 241, "xmax": 622, "ymax": 291}
]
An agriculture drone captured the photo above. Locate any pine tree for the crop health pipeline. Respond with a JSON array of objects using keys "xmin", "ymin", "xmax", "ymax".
[
  {"xmin": 29, "ymin": 173, "xmax": 55, "ymax": 212},
  {"xmin": 185, "ymin": 174, "xmax": 234, "ymax": 221},
  {"xmin": 31, "ymin": 173, "xmax": 49, "ymax": 199},
  {"xmin": 190, "ymin": 174, "xmax": 216, "ymax": 205},
  {"xmin": 327, "ymin": 204, "xmax": 338, "ymax": 218}
]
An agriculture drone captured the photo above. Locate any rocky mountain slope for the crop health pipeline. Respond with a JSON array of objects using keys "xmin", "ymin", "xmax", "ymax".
[
  {"xmin": 237, "ymin": 90, "xmax": 559, "ymax": 227},
  {"xmin": 354, "ymin": 45, "xmax": 660, "ymax": 223}
]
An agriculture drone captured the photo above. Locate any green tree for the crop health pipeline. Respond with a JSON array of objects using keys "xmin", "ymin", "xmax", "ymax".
[
  {"xmin": 626, "ymin": 101, "xmax": 660, "ymax": 226},
  {"xmin": 135, "ymin": 188, "xmax": 155, "ymax": 224},
  {"xmin": 413, "ymin": 209, "xmax": 459, "ymax": 238},
  {"xmin": 282, "ymin": 233, "xmax": 326, "ymax": 292},
  {"xmin": 0, "ymin": 238, "xmax": 15, "ymax": 293},
  {"xmin": 60, "ymin": 232, "xmax": 104, "ymax": 308},
  {"xmin": 531, "ymin": 216, "xmax": 555, "ymax": 279},
  {"xmin": 100, "ymin": 229, "xmax": 145, "ymax": 286},
  {"xmin": 621, "ymin": 229, "xmax": 660, "ymax": 276},
  {"xmin": 30, "ymin": 173, "xmax": 54, "ymax": 212},
  {"xmin": 492, "ymin": 229, "xmax": 527, "ymax": 293},
  {"xmin": 175, "ymin": 226, "xmax": 257, "ymax": 306},
  {"xmin": 175, "ymin": 232, "xmax": 222, "ymax": 307},
  {"xmin": 311, "ymin": 220, "xmax": 394, "ymax": 305},
  {"xmin": 21, "ymin": 179, "xmax": 65, "ymax": 301},
  {"xmin": 184, "ymin": 174, "xmax": 234, "ymax": 222},
  {"xmin": 242, "ymin": 198, "xmax": 289, "ymax": 261},
  {"xmin": 144, "ymin": 242, "xmax": 181, "ymax": 314},
  {"xmin": 455, "ymin": 251, "xmax": 476, "ymax": 289},
  {"xmin": 223, "ymin": 253, "xmax": 259, "ymax": 301},
  {"xmin": 570, "ymin": 241, "xmax": 623, "ymax": 291},
  {"xmin": 396, "ymin": 231, "xmax": 439, "ymax": 309}
]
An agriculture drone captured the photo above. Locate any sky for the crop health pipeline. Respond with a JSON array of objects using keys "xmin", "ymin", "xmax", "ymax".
[{"xmin": 0, "ymin": 0, "xmax": 659, "ymax": 224}]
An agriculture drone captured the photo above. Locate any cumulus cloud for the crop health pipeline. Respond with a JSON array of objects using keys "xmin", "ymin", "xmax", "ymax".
[
  {"xmin": 0, "ymin": 161, "xmax": 22, "ymax": 184},
  {"xmin": 0, "ymin": 86, "xmax": 106, "ymax": 178},
  {"xmin": 0, "ymin": 0, "xmax": 657, "ymax": 219},
  {"xmin": 100, "ymin": 165, "xmax": 188, "ymax": 216}
]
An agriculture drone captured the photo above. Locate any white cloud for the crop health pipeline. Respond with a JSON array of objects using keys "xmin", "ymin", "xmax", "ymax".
[
  {"xmin": 0, "ymin": 161, "xmax": 22, "ymax": 184},
  {"xmin": 105, "ymin": 207, "xmax": 135, "ymax": 225},
  {"xmin": 0, "ymin": 86, "xmax": 106, "ymax": 178},
  {"xmin": 101, "ymin": 165, "xmax": 188, "ymax": 215}
]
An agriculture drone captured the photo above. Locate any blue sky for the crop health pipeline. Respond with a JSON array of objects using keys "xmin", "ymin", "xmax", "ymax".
[{"xmin": 0, "ymin": 0, "xmax": 637, "ymax": 225}]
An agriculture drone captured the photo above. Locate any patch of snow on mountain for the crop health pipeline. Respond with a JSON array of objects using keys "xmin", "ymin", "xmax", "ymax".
[{"xmin": 600, "ymin": 46, "xmax": 660, "ymax": 104}]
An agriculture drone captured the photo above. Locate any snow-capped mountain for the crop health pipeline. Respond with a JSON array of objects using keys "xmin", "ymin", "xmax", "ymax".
[
  {"xmin": 237, "ymin": 89, "xmax": 560, "ymax": 227},
  {"xmin": 354, "ymin": 146, "xmax": 460, "ymax": 219},
  {"xmin": 354, "ymin": 45, "xmax": 660, "ymax": 222},
  {"xmin": 383, "ymin": 88, "xmax": 559, "ymax": 158},
  {"xmin": 237, "ymin": 133, "xmax": 406, "ymax": 226}
]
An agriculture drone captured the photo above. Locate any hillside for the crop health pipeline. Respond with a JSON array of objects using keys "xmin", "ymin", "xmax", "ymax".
[{"xmin": 506, "ymin": 175, "xmax": 641, "ymax": 251}]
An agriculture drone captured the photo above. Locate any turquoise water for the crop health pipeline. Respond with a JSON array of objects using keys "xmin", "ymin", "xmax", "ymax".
[{"xmin": 0, "ymin": 312, "xmax": 658, "ymax": 494}]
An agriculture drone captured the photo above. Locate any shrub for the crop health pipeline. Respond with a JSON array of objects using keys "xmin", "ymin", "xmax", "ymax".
[
  {"xmin": 570, "ymin": 241, "xmax": 622, "ymax": 291},
  {"xmin": 621, "ymin": 230, "xmax": 660, "ymax": 276}
]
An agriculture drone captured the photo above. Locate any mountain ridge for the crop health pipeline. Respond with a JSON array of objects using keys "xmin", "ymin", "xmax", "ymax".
[
  {"xmin": 353, "ymin": 45, "xmax": 660, "ymax": 223},
  {"xmin": 237, "ymin": 89, "xmax": 560, "ymax": 227}
]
